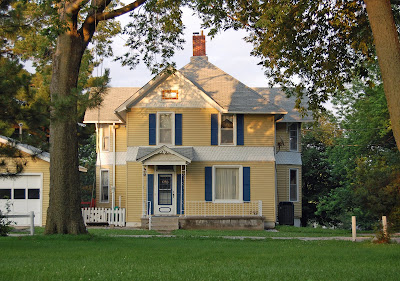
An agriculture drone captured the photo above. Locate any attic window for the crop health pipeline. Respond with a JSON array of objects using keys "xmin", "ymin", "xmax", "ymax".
[{"xmin": 162, "ymin": 90, "xmax": 178, "ymax": 100}]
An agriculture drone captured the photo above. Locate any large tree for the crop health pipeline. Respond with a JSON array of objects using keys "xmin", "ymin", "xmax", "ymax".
[
  {"xmin": 44, "ymin": 0, "xmax": 188, "ymax": 234},
  {"xmin": 195, "ymin": 0, "xmax": 400, "ymax": 151}
]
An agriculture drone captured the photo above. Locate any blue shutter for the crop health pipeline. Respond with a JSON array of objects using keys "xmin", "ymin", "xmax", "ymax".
[
  {"xmin": 175, "ymin": 114, "xmax": 182, "ymax": 145},
  {"xmin": 205, "ymin": 167, "xmax": 212, "ymax": 201},
  {"xmin": 237, "ymin": 114, "xmax": 244, "ymax": 145},
  {"xmin": 211, "ymin": 114, "xmax": 218, "ymax": 145},
  {"xmin": 149, "ymin": 114, "xmax": 156, "ymax": 145},
  {"xmin": 177, "ymin": 175, "xmax": 184, "ymax": 214},
  {"xmin": 243, "ymin": 167, "xmax": 250, "ymax": 202},
  {"xmin": 147, "ymin": 174, "xmax": 154, "ymax": 215}
]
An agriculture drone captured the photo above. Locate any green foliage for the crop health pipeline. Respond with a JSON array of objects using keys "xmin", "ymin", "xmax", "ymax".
[
  {"xmin": 195, "ymin": 1, "xmax": 379, "ymax": 114},
  {"xmin": 303, "ymin": 64, "xmax": 400, "ymax": 230},
  {"xmin": 0, "ymin": 200, "xmax": 13, "ymax": 236}
]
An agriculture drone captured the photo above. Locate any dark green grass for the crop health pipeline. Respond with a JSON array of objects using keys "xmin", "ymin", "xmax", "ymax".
[
  {"xmin": 11, "ymin": 225, "xmax": 376, "ymax": 237},
  {"xmin": 172, "ymin": 225, "xmax": 372, "ymax": 237},
  {"xmin": 0, "ymin": 235, "xmax": 399, "ymax": 281}
]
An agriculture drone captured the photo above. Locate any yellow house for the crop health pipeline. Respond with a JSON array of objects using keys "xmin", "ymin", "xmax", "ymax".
[{"xmin": 84, "ymin": 33, "xmax": 312, "ymax": 229}]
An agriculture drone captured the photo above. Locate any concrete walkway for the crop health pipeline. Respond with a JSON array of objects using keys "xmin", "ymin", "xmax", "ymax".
[{"xmin": 108, "ymin": 234, "xmax": 400, "ymax": 243}]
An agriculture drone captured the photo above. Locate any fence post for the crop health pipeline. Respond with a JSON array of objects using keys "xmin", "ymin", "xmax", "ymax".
[
  {"xmin": 352, "ymin": 216, "xmax": 356, "ymax": 242},
  {"xmin": 30, "ymin": 211, "xmax": 35, "ymax": 236},
  {"xmin": 382, "ymin": 216, "xmax": 388, "ymax": 237}
]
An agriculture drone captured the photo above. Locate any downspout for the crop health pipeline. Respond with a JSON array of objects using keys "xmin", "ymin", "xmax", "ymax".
[
  {"xmin": 274, "ymin": 115, "xmax": 280, "ymax": 226},
  {"xmin": 112, "ymin": 123, "xmax": 116, "ymax": 210}
]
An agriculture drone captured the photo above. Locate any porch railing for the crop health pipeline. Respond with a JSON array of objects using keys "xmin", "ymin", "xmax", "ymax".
[
  {"xmin": 184, "ymin": 201, "xmax": 262, "ymax": 217},
  {"xmin": 81, "ymin": 207, "xmax": 126, "ymax": 227}
]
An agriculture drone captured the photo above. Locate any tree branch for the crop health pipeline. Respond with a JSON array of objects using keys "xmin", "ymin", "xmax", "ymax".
[
  {"xmin": 96, "ymin": 0, "xmax": 146, "ymax": 21},
  {"xmin": 80, "ymin": 0, "xmax": 146, "ymax": 45},
  {"xmin": 65, "ymin": 0, "xmax": 91, "ymax": 15}
]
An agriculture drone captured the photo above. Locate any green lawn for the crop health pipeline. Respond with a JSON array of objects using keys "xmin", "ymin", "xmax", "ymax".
[
  {"xmin": 11, "ymin": 225, "xmax": 374, "ymax": 237},
  {"xmin": 1, "ymin": 235, "xmax": 399, "ymax": 281}
]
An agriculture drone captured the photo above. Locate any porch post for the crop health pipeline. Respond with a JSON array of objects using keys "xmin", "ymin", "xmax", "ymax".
[
  {"xmin": 142, "ymin": 165, "xmax": 144, "ymax": 217},
  {"xmin": 184, "ymin": 164, "xmax": 187, "ymax": 217}
]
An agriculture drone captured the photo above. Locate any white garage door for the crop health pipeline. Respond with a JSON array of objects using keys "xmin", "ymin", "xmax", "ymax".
[{"xmin": 0, "ymin": 174, "xmax": 42, "ymax": 226}]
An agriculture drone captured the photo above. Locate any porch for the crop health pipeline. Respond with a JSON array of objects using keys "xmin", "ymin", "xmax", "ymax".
[
  {"xmin": 136, "ymin": 146, "xmax": 265, "ymax": 230},
  {"xmin": 141, "ymin": 200, "xmax": 264, "ymax": 230}
]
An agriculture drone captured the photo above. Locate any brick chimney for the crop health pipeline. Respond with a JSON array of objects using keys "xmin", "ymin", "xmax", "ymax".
[{"xmin": 193, "ymin": 31, "xmax": 206, "ymax": 56}]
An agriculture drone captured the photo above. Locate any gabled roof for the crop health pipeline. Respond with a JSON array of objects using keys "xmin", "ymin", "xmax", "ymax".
[
  {"xmin": 84, "ymin": 87, "xmax": 140, "ymax": 123},
  {"xmin": 254, "ymin": 88, "xmax": 313, "ymax": 122},
  {"xmin": 136, "ymin": 145, "xmax": 193, "ymax": 164},
  {"xmin": 0, "ymin": 136, "xmax": 87, "ymax": 172},
  {"xmin": 179, "ymin": 56, "xmax": 287, "ymax": 114}
]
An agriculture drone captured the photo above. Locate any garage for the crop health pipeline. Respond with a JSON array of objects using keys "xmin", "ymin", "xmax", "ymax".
[{"xmin": 0, "ymin": 174, "xmax": 43, "ymax": 226}]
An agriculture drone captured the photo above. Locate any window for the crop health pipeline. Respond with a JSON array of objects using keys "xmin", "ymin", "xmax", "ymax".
[
  {"xmin": 289, "ymin": 123, "xmax": 298, "ymax": 151},
  {"xmin": 289, "ymin": 169, "xmax": 298, "ymax": 202},
  {"xmin": 220, "ymin": 114, "xmax": 235, "ymax": 145},
  {"xmin": 102, "ymin": 125, "xmax": 110, "ymax": 151},
  {"xmin": 100, "ymin": 170, "xmax": 109, "ymax": 203},
  {"xmin": 158, "ymin": 113, "xmax": 174, "ymax": 145},
  {"xmin": 213, "ymin": 166, "xmax": 242, "ymax": 202},
  {"xmin": 158, "ymin": 174, "xmax": 172, "ymax": 205},
  {"xmin": 0, "ymin": 189, "xmax": 11, "ymax": 199},
  {"xmin": 162, "ymin": 90, "xmax": 178, "ymax": 100},
  {"xmin": 14, "ymin": 189, "xmax": 26, "ymax": 199},
  {"xmin": 28, "ymin": 189, "xmax": 40, "ymax": 199}
]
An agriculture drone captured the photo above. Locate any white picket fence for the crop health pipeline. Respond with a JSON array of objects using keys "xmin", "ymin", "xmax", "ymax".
[{"xmin": 81, "ymin": 207, "xmax": 126, "ymax": 227}]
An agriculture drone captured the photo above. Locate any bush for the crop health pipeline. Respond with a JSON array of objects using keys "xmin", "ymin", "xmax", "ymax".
[{"xmin": 0, "ymin": 200, "xmax": 13, "ymax": 236}]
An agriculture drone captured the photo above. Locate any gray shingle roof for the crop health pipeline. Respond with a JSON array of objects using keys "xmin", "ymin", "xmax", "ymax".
[
  {"xmin": 275, "ymin": 151, "xmax": 302, "ymax": 165},
  {"xmin": 84, "ymin": 87, "xmax": 140, "ymax": 123},
  {"xmin": 126, "ymin": 146, "xmax": 274, "ymax": 162},
  {"xmin": 179, "ymin": 56, "xmax": 286, "ymax": 114},
  {"xmin": 136, "ymin": 146, "xmax": 194, "ymax": 162},
  {"xmin": 254, "ymin": 88, "xmax": 313, "ymax": 122}
]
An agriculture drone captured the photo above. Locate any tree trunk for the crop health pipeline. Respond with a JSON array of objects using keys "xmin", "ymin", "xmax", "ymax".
[
  {"xmin": 45, "ymin": 25, "xmax": 87, "ymax": 234},
  {"xmin": 365, "ymin": 0, "xmax": 400, "ymax": 151}
]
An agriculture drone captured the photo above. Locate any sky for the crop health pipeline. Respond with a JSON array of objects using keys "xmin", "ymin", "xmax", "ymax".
[{"xmin": 98, "ymin": 8, "xmax": 272, "ymax": 88}]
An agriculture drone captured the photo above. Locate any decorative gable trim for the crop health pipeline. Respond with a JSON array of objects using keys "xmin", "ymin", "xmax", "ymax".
[{"xmin": 136, "ymin": 145, "xmax": 192, "ymax": 164}]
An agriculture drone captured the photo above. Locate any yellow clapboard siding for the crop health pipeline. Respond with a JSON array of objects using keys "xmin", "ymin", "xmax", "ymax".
[
  {"xmin": 126, "ymin": 162, "xmax": 144, "ymax": 223},
  {"xmin": 244, "ymin": 115, "xmax": 275, "ymax": 146},
  {"xmin": 186, "ymin": 161, "xmax": 276, "ymax": 223},
  {"xmin": 122, "ymin": 161, "xmax": 276, "ymax": 225},
  {"xmin": 115, "ymin": 165, "xmax": 127, "ymax": 208},
  {"xmin": 276, "ymin": 122, "xmax": 302, "ymax": 153},
  {"xmin": 276, "ymin": 165, "xmax": 302, "ymax": 218},
  {"xmin": 115, "ymin": 125, "xmax": 127, "ymax": 152},
  {"xmin": 127, "ymin": 108, "xmax": 219, "ymax": 147},
  {"xmin": 127, "ymin": 109, "xmax": 277, "ymax": 147},
  {"xmin": 276, "ymin": 123, "xmax": 289, "ymax": 152}
]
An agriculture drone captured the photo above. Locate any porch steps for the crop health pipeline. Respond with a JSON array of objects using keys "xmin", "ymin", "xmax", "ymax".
[{"xmin": 149, "ymin": 216, "xmax": 179, "ymax": 231}]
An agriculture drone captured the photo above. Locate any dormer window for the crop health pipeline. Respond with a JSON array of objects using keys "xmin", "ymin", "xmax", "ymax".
[
  {"xmin": 158, "ymin": 112, "xmax": 174, "ymax": 145},
  {"xmin": 220, "ymin": 114, "xmax": 236, "ymax": 145}
]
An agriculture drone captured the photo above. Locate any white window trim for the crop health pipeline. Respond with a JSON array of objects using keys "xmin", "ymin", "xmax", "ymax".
[
  {"xmin": 218, "ymin": 113, "xmax": 237, "ymax": 146},
  {"xmin": 101, "ymin": 125, "xmax": 110, "ymax": 152},
  {"xmin": 289, "ymin": 168, "xmax": 299, "ymax": 202},
  {"xmin": 100, "ymin": 169, "xmax": 110, "ymax": 203},
  {"xmin": 289, "ymin": 123, "xmax": 298, "ymax": 152},
  {"xmin": 156, "ymin": 112, "xmax": 175, "ymax": 146},
  {"xmin": 212, "ymin": 165, "xmax": 243, "ymax": 203}
]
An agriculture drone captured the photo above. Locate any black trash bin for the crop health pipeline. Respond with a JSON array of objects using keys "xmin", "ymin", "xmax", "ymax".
[{"xmin": 278, "ymin": 202, "xmax": 294, "ymax": 225}]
